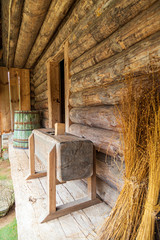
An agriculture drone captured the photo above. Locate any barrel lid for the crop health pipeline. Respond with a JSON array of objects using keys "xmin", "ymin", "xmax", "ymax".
[{"xmin": 14, "ymin": 111, "xmax": 39, "ymax": 114}]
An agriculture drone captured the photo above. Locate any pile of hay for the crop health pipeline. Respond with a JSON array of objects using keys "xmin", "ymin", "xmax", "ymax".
[{"xmin": 97, "ymin": 74, "xmax": 160, "ymax": 240}]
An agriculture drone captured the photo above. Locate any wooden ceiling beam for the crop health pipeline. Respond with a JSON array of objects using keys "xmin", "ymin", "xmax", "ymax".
[
  {"xmin": 2, "ymin": 0, "xmax": 24, "ymax": 67},
  {"xmin": 2, "ymin": 0, "xmax": 10, "ymax": 66},
  {"xmin": 14, "ymin": 0, "xmax": 52, "ymax": 68},
  {"xmin": 25, "ymin": 0, "xmax": 75, "ymax": 69}
]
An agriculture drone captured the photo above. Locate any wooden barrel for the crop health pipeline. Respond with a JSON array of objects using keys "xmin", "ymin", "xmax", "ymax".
[{"xmin": 13, "ymin": 111, "xmax": 40, "ymax": 149}]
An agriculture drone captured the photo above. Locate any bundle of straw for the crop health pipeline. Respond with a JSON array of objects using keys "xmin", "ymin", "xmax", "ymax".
[
  {"xmin": 97, "ymin": 80, "xmax": 150, "ymax": 240},
  {"xmin": 136, "ymin": 90, "xmax": 160, "ymax": 240}
]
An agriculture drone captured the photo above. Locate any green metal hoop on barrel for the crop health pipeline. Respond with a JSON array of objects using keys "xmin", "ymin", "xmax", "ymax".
[{"xmin": 13, "ymin": 111, "xmax": 40, "ymax": 149}]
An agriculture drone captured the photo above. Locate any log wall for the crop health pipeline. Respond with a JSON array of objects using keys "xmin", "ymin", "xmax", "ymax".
[{"xmin": 31, "ymin": 0, "xmax": 160, "ymax": 207}]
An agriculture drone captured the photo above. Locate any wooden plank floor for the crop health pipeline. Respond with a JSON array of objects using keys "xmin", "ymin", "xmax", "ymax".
[{"xmin": 9, "ymin": 142, "xmax": 111, "ymax": 240}]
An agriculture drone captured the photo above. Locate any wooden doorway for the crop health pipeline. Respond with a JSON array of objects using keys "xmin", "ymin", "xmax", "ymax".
[{"xmin": 47, "ymin": 42, "xmax": 70, "ymax": 131}]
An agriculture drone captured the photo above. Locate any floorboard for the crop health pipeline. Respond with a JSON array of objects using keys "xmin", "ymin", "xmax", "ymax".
[{"xmin": 9, "ymin": 141, "xmax": 111, "ymax": 240}]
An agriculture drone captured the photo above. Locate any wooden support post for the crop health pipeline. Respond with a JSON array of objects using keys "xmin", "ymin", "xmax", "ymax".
[
  {"xmin": 55, "ymin": 123, "xmax": 65, "ymax": 135},
  {"xmin": 47, "ymin": 145, "xmax": 56, "ymax": 214},
  {"xmin": 26, "ymin": 133, "xmax": 47, "ymax": 180},
  {"xmin": 87, "ymin": 146, "xmax": 97, "ymax": 200},
  {"xmin": 64, "ymin": 41, "xmax": 72, "ymax": 133},
  {"xmin": 29, "ymin": 133, "xmax": 35, "ymax": 175},
  {"xmin": 41, "ymin": 145, "xmax": 101, "ymax": 223}
]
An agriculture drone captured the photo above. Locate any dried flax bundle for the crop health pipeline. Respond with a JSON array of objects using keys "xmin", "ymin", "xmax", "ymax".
[
  {"xmin": 136, "ymin": 93, "xmax": 160, "ymax": 240},
  {"xmin": 97, "ymin": 80, "xmax": 149, "ymax": 240}
]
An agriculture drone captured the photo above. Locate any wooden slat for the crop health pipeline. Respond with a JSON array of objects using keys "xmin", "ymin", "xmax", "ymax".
[
  {"xmin": 20, "ymin": 69, "xmax": 30, "ymax": 110},
  {"xmin": 0, "ymin": 67, "xmax": 11, "ymax": 133},
  {"xmin": 29, "ymin": 133, "xmax": 35, "ymax": 176},
  {"xmin": 47, "ymin": 146, "xmax": 56, "ymax": 214},
  {"xmin": 9, "ymin": 68, "xmax": 30, "ymax": 126}
]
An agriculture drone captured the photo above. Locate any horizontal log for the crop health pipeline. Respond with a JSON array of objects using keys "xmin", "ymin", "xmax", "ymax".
[
  {"xmin": 70, "ymin": 1, "xmax": 160, "ymax": 74},
  {"xmin": 32, "ymin": 64, "xmax": 46, "ymax": 84},
  {"xmin": 96, "ymin": 177, "xmax": 119, "ymax": 208},
  {"xmin": 34, "ymin": 74, "xmax": 47, "ymax": 89},
  {"xmin": 34, "ymin": 81, "xmax": 48, "ymax": 96},
  {"xmin": 96, "ymin": 159, "xmax": 124, "ymax": 192},
  {"xmin": 33, "ymin": 0, "xmax": 95, "ymax": 73},
  {"xmin": 35, "ymin": 90, "xmax": 48, "ymax": 102},
  {"xmin": 70, "ymin": 83, "xmax": 125, "ymax": 107},
  {"xmin": 25, "ymin": 0, "xmax": 75, "ymax": 68},
  {"xmin": 81, "ymin": 178, "xmax": 119, "ymax": 208},
  {"xmin": 69, "ymin": 0, "xmax": 157, "ymax": 61},
  {"xmin": 69, "ymin": 124, "xmax": 122, "ymax": 157},
  {"xmin": 14, "ymin": 0, "xmax": 51, "ymax": 68},
  {"xmin": 34, "ymin": 100, "xmax": 48, "ymax": 110},
  {"xmin": 71, "ymin": 31, "xmax": 160, "ymax": 93},
  {"xmin": 70, "ymin": 106, "xmax": 122, "ymax": 132}
]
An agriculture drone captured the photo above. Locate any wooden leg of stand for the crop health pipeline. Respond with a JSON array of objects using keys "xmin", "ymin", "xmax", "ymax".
[
  {"xmin": 26, "ymin": 134, "xmax": 47, "ymax": 180},
  {"xmin": 26, "ymin": 133, "xmax": 35, "ymax": 180},
  {"xmin": 48, "ymin": 145, "xmax": 56, "ymax": 214},
  {"xmin": 87, "ymin": 146, "xmax": 96, "ymax": 200},
  {"xmin": 41, "ymin": 145, "xmax": 101, "ymax": 223}
]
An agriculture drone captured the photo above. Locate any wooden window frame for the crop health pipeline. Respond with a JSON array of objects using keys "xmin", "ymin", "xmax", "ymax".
[{"xmin": 47, "ymin": 41, "xmax": 71, "ymax": 132}]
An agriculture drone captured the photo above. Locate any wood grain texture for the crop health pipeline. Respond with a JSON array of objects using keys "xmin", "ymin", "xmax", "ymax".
[
  {"xmin": 34, "ymin": 100, "xmax": 48, "ymax": 110},
  {"xmin": 70, "ymin": 1, "xmax": 160, "ymax": 74},
  {"xmin": 2, "ymin": 0, "xmax": 24, "ymax": 67},
  {"xmin": 70, "ymin": 106, "xmax": 121, "ymax": 132},
  {"xmin": 33, "ymin": 65, "xmax": 47, "ymax": 88},
  {"xmin": 69, "ymin": 0, "xmax": 157, "ymax": 61},
  {"xmin": 1, "ymin": 0, "xmax": 9, "ymax": 67},
  {"xmin": 14, "ymin": 0, "xmax": 51, "ymax": 68},
  {"xmin": 9, "ymin": 68, "xmax": 30, "ymax": 113},
  {"xmin": 70, "ymin": 31, "xmax": 160, "ymax": 93},
  {"xmin": 47, "ymin": 146, "xmax": 56, "ymax": 214},
  {"xmin": 28, "ymin": 133, "xmax": 35, "ymax": 175},
  {"xmin": 25, "ymin": 0, "xmax": 75, "ymax": 68},
  {"xmin": 69, "ymin": 124, "xmax": 122, "ymax": 157},
  {"xmin": 96, "ymin": 159, "xmax": 124, "ymax": 192},
  {"xmin": 9, "ymin": 142, "xmax": 111, "ymax": 239},
  {"xmin": 34, "ymin": 81, "xmax": 47, "ymax": 96},
  {"xmin": 33, "ymin": 0, "xmax": 95, "ymax": 74},
  {"xmin": 64, "ymin": 41, "xmax": 72, "ymax": 132},
  {"xmin": 47, "ymin": 61, "xmax": 61, "ymax": 128},
  {"xmin": 0, "ymin": 67, "xmax": 11, "ymax": 132},
  {"xmin": 55, "ymin": 123, "xmax": 65, "ymax": 135},
  {"xmin": 35, "ymin": 90, "xmax": 48, "ymax": 102},
  {"xmin": 81, "ymin": 178, "xmax": 119, "ymax": 208},
  {"xmin": 70, "ymin": 82, "xmax": 125, "ymax": 107}
]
